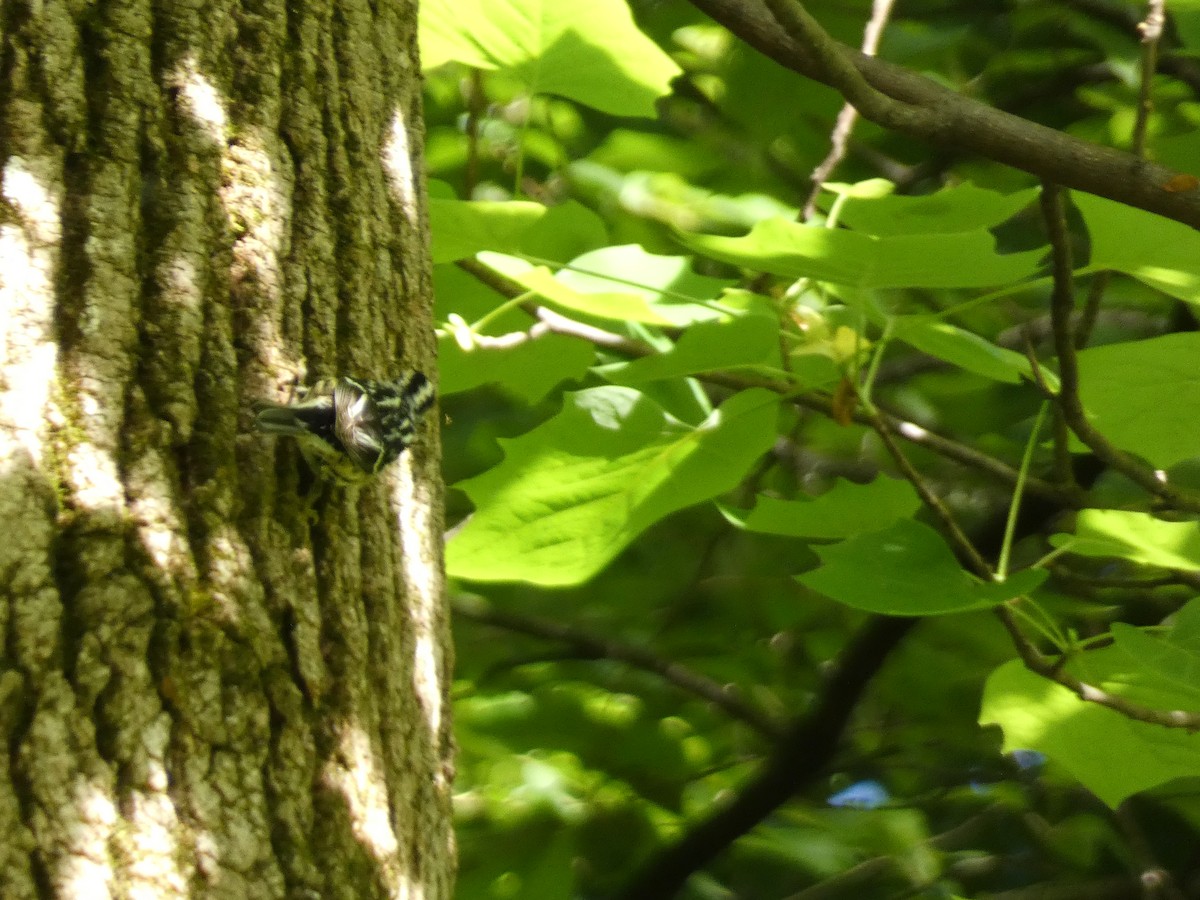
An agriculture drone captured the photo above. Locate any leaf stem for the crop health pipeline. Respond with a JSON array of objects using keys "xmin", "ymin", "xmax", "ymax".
[{"xmin": 996, "ymin": 402, "xmax": 1048, "ymax": 581}]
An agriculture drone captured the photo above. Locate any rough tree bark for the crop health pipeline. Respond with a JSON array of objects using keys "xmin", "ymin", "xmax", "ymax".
[{"xmin": 0, "ymin": 1, "xmax": 453, "ymax": 897}]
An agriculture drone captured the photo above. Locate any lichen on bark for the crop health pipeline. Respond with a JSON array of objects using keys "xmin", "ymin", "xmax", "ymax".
[{"xmin": 0, "ymin": 0, "xmax": 452, "ymax": 896}]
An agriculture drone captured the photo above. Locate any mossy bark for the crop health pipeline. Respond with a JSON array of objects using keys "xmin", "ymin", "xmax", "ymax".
[{"xmin": 0, "ymin": 0, "xmax": 453, "ymax": 896}]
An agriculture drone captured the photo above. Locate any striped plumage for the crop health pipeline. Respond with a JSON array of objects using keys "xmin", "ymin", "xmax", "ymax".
[{"xmin": 255, "ymin": 372, "xmax": 435, "ymax": 484}]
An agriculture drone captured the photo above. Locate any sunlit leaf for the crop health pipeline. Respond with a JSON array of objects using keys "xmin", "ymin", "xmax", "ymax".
[
  {"xmin": 480, "ymin": 253, "xmax": 676, "ymax": 325},
  {"xmin": 554, "ymin": 245, "xmax": 734, "ymax": 326},
  {"xmin": 677, "ymin": 218, "xmax": 1043, "ymax": 288},
  {"xmin": 448, "ymin": 387, "xmax": 780, "ymax": 585},
  {"xmin": 1076, "ymin": 193, "xmax": 1200, "ymax": 304},
  {"xmin": 895, "ymin": 317, "xmax": 1048, "ymax": 385},
  {"xmin": 797, "ymin": 519, "xmax": 1046, "ymax": 615},
  {"xmin": 430, "ymin": 198, "xmax": 606, "ymax": 264},
  {"xmin": 420, "ymin": 0, "xmax": 681, "ymax": 117},
  {"xmin": 1050, "ymin": 509, "xmax": 1200, "ymax": 571},
  {"xmin": 601, "ymin": 314, "xmax": 781, "ymax": 385},
  {"xmin": 723, "ymin": 477, "xmax": 921, "ymax": 540},
  {"xmin": 981, "ymin": 649, "xmax": 1200, "ymax": 808},
  {"xmin": 1076, "ymin": 333, "xmax": 1200, "ymax": 468},
  {"xmin": 832, "ymin": 183, "xmax": 1038, "ymax": 235}
]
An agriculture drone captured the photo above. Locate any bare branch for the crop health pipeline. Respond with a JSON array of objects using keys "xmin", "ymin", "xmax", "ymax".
[
  {"xmin": 685, "ymin": 0, "xmax": 1200, "ymax": 229},
  {"xmin": 868, "ymin": 410, "xmax": 993, "ymax": 579},
  {"xmin": 802, "ymin": 0, "xmax": 897, "ymax": 220},
  {"xmin": 1132, "ymin": 1, "xmax": 1167, "ymax": 156}
]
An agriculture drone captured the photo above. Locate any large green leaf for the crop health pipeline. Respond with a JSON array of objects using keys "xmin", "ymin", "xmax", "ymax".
[
  {"xmin": 480, "ymin": 253, "xmax": 681, "ymax": 325},
  {"xmin": 554, "ymin": 245, "xmax": 734, "ymax": 327},
  {"xmin": 434, "ymin": 264, "xmax": 595, "ymax": 403},
  {"xmin": 677, "ymin": 218, "xmax": 1044, "ymax": 288},
  {"xmin": 447, "ymin": 387, "xmax": 781, "ymax": 585},
  {"xmin": 600, "ymin": 314, "xmax": 781, "ymax": 385},
  {"xmin": 1050, "ymin": 509, "xmax": 1200, "ymax": 571},
  {"xmin": 438, "ymin": 332, "xmax": 594, "ymax": 403},
  {"xmin": 1076, "ymin": 193, "xmax": 1200, "ymax": 304},
  {"xmin": 1109, "ymin": 599, "xmax": 1200, "ymax": 707},
  {"xmin": 833, "ymin": 183, "xmax": 1038, "ymax": 235},
  {"xmin": 797, "ymin": 519, "xmax": 1046, "ymax": 615},
  {"xmin": 430, "ymin": 198, "xmax": 606, "ymax": 264},
  {"xmin": 430, "ymin": 198, "xmax": 548, "ymax": 264},
  {"xmin": 1076, "ymin": 332, "xmax": 1200, "ymax": 468},
  {"xmin": 895, "ymin": 317, "xmax": 1043, "ymax": 385},
  {"xmin": 419, "ymin": 0, "xmax": 681, "ymax": 117},
  {"xmin": 723, "ymin": 477, "xmax": 921, "ymax": 539},
  {"xmin": 981, "ymin": 647, "xmax": 1200, "ymax": 808}
]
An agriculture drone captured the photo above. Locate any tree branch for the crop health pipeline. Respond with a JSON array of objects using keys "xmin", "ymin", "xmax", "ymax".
[
  {"xmin": 615, "ymin": 614, "xmax": 917, "ymax": 900},
  {"xmin": 685, "ymin": 0, "xmax": 1200, "ymax": 229},
  {"xmin": 453, "ymin": 595, "xmax": 785, "ymax": 739},
  {"xmin": 1039, "ymin": 182, "xmax": 1200, "ymax": 513},
  {"xmin": 995, "ymin": 605, "xmax": 1200, "ymax": 731},
  {"xmin": 455, "ymin": 257, "xmax": 1084, "ymax": 505},
  {"xmin": 802, "ymin": 0, "xmax": 896, "ymax": 220},
  {"xmin": 868, "ymin": 409, "xmax": 992, "ymax": 578}
]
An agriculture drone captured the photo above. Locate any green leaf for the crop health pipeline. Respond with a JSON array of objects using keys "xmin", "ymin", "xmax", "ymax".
[
  {"xmin": 797, "ymin": 519, "xmax": 1046, "ymax": 615},
  {"xmin": 554, "ymin": 245, "xmax": 735, "ymax": 327},
  {"xmin": 447, "ymin": 388, "xmax": 781, "ymax": 585},
  {"xmin": 600, "ymin": 315, "xmax": 781, "ymax": 385},
  {"xmin": 419, "ymin": 0, "xmax": 681, "ymax": 117},
  {"xmin": 438, "ymin": 332, "xmax": 594, "ymax": 403},
  {"xmin": 520, "ymin": 202, "xmax": 609, "ymax": 264},
  {"xmin": 1076, "ymin": 193, "xmax": 1200, "ymax": 304},
  {"xmin": 430, "ymin": 199, "xmax": 548, "ymax": 264},
  {"xmin": 482, "ymin": 253, "xmax": 689, "ymax": 325},
  {"xmin": 1050, "ymin": 509, "xmax": 1200, "ymax": 571},
  {"xmin": 429, "ymin": 198, "xmax": 606, "ymax": 264},
  {"xmin": 434, "ymin": 264, "xmax": 595, "ymax": 402},
  {"xmin": 677, "ymin": 218, "xmax": 1044, "ymax": 288},
  {"xmin": 1076, "ymin": 332, "xmax": 1200, "ymax": 468},
  {"xmin": 895, "ymin": 317, "xmax": 1046, "ymax": 385},
  {"xmin": 833, "ymin": 183, "xmax": 1039, "ymax": 235},
  {"xmin": 981, "ymin": 653, "xmax": 1200, "ymax": 808},
  {"xmin": 1111, "ymin": 629, "xmax": 1200, "ymax": 707},
  {"xmin": 722, "ymin": 477, "xmax": 922, "ymax": 539}
]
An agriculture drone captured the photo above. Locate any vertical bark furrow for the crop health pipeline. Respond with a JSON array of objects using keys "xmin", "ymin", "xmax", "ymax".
[{"xmin": 3, "ymin": 0, "xmax": 451, "ymax": 895}]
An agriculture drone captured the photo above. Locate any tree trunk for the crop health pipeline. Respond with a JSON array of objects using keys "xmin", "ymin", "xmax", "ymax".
[{"xmin": 0, "ymin": 1, "xmax": 453, "ymax": 897}]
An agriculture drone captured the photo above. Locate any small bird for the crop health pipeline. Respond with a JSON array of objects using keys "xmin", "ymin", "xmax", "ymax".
[{"xmin": 255, "ymin": 372, "xmax": 436, "ymax": 485}]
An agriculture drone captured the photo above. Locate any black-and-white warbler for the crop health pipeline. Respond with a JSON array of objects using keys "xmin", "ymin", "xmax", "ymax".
[{"xmin": 255, "ymin": 371, "xmax": 436, "ymax": 485}]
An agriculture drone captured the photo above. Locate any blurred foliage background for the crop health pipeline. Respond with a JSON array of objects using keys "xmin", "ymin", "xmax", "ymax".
[{"xmin": 420, "ymin": 1, "xmax": 1200, "ymax": 897}]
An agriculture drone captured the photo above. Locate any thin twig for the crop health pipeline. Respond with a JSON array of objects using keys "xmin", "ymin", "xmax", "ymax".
[
  {"xmin": 782, "ymin": 804, "xmax": 1010, "ymax": 900},
  {"xmin": 802, "ymin": 0, "xmax": 897, "ymax": 220},
  {"xmin": 1021, "ymin": 330, "xmax": 1077, "ymax": 491},
  {"xmin": 804, "ymin": 391, "xmax": 1084, "ymax": 506},
  {"xmin": 1071, "ymin": 1, "xmax": 1163, "ymax": 359},
  {"xmin": 1039, "ymin": 181, "xmax": 1200, "ymax": 513},
  {"xmin": 868, "ymin": 410, "xmax": 993, "ymax": 579},
  {"xmin": 1113, "ymin": 802, "xmax": 1187, "ymax": 900},
  {"xmin": 532, "ymin": 305, "xmax": 655, "ymax": 354},
  {"xmin": 1075, "ymin": 271, "xmax": 1110, "ymax": 349},
  {"xmin": 761, "ymin": 0, "xmax": 941, "ymax": 133},
  {"xmin": 453, "ymin": 595, "xmax": 785, "ymax": 739},
  {"xmin": 456, "ymin": 256, "xmax": 1084, "ymax": 504},
  {"xmin": 995, "ymin": 605, "xmax": 1200, "ymax": 731},
  {"xmin": 685, "ymin": 0, "xmax": 1200, "ymax": 229},
  {"xmin": 1132, "ymin": 1, "xmax": 1166, "ymax": 157},
  {"xmin": 1047, "ymin": 565, "xmax": 1180, "ymax": 591},
  {"xmin": 463, "ymin": 68, "xmax": 486, "ymax": 196}
]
